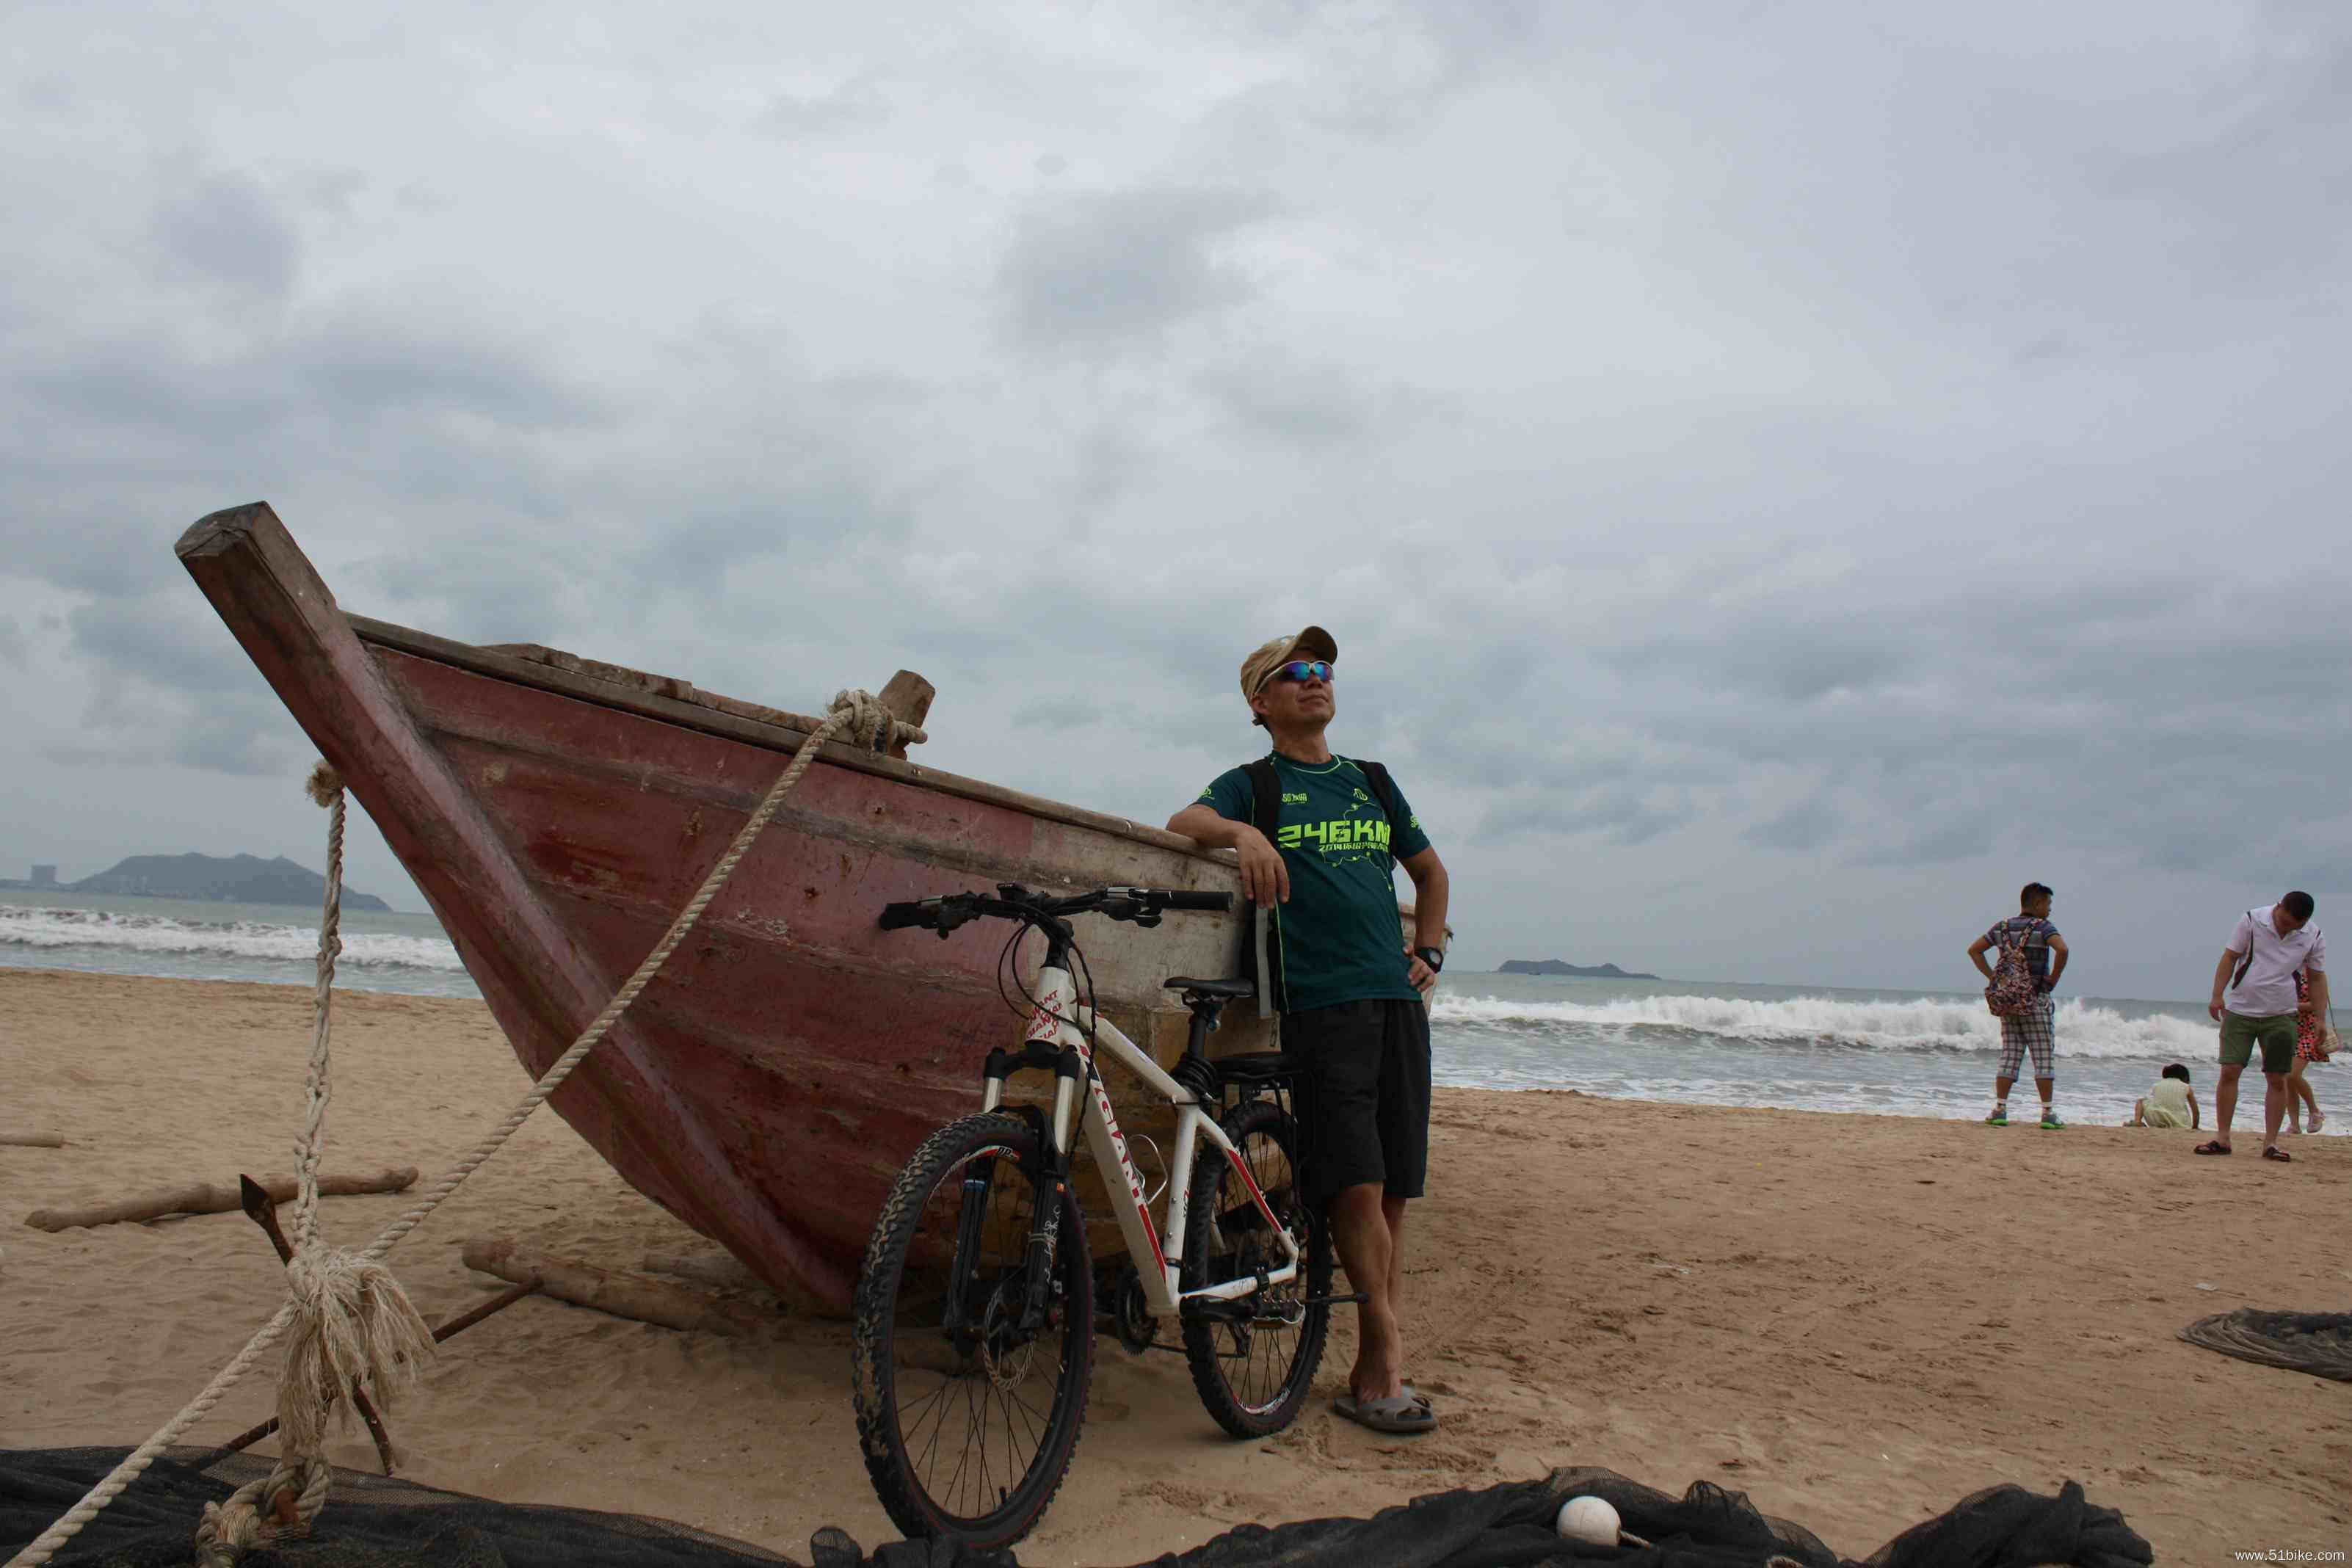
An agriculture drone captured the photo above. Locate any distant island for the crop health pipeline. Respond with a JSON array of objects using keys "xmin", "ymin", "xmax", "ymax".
[
  {"xmin": 6, "ymin": 853, "xmax": 392, "ymax": 912},
  {"xmin": 1499, "ymin": 959, "xmax": 1660, "ymax": 979}
]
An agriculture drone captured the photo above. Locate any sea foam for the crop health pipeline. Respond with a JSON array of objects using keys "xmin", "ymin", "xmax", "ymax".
[
  {"xmin": 1431, "ymin": 990, "xmax": 2217, "ymax": 1061},
  {"xmin": 0, "ymin": 904, "xmax": 465, "ymax": 973}
]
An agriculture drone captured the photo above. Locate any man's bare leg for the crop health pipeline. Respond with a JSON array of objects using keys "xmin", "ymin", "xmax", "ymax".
[
  {"xmin": 1329, "ymin": 1183, "xmax": 1403, "ymax": 1401},
  {"xmin": 2262, "ymin": 1070, "xmax": 2288, "ymax": 1151},
  {"xmin": 2213, "ymin": 1063, "xmax": 2242, "ymax": 1147}
]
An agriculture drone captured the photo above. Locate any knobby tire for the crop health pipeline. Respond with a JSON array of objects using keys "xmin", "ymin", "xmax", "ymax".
[
  {"xmin": 1180, "ymin": 1097, "xmax": 1332, "ymax": 1437},
  {"xmin": 852, "ymin": 1112, "xmax": 1093, "ymax": 1548}
]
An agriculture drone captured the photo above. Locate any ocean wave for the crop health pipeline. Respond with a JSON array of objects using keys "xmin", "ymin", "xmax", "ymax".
[
  {"xmin": 0, "ymin": 904, "xmax": 466, "ymax": 973},
  {"xmin": 1431, "ymin": 990, "xmax": 2215, "ymax": 1061}
]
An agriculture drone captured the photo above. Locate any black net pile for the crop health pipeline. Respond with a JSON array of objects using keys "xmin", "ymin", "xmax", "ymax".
[
  {"xmin": 2179, "ymin": 1309, "xmax": 2352, "ymax": 1382},
  {"xmin": 3, "ymin": 1450, "xmax": 2149, "ymax": 1568},
  {"xmin": 0, "ymin": 1448, "xmax": 794, "ymax": 1567}
]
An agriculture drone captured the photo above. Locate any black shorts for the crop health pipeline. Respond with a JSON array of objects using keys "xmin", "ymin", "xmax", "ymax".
[{"xmin": 1284, "ymin": 998, "xmax": 1431, "ymax": 1203}]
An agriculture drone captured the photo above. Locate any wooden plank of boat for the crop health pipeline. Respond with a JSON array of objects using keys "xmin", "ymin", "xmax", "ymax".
[{"xmin": 179, "ymin": 502, "xmax": 1434, "ymax": 1313}]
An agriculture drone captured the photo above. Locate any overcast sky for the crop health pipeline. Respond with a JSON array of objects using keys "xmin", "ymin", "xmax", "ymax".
[{"xmin": 3, "ymin": 1, "xmax": 2346, "ymax": 1001}]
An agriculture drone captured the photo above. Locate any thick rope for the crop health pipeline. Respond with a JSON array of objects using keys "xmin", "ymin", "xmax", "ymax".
[
  {"xmin": 6, "ymin": 691, "xmax": 923, "ymax": 1568},
  {"xmin": 192, "ymin": 770, "xmax": 431, "ymax": 1564}
]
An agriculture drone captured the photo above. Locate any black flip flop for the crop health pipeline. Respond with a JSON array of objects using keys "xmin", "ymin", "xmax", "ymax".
[
  {"xmin": 2261, "ymin": 1146, "xmax": 2291, "ymax": 1163},
  {"xmin": 2193, "ymin": 1140, "xmax": 2232, "ymax": 1155}
]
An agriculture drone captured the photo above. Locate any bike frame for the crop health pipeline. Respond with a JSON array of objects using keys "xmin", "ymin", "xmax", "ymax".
[{"xmin": 979, "ymin": 959, "xmax": 1300, "ymax": 1318}]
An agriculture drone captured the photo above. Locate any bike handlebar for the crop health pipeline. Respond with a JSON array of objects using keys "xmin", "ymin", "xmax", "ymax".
[{"xmin": 876, "ymin": 884, "xmax": 1232, "ymax": 935}]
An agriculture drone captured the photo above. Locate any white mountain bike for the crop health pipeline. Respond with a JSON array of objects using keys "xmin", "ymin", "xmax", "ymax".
[{"xmin": 850, "ymin": 883, "xmax": 1347, "ymax": 1547}]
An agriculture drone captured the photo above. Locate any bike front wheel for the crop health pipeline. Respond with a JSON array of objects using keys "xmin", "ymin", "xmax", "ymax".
[
  {"xmin": 1180, "ymin": 1097, "xmax": 1332, "ymax": 1437},
  {"xmin": 851, "ymin": 1111, "xmax": 1094, "ymax": 1547}
]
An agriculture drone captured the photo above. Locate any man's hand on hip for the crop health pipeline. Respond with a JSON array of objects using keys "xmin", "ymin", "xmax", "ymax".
[{"xmin": 1234, "ymin": 826, "xmax": 1289, "ymax": 907}]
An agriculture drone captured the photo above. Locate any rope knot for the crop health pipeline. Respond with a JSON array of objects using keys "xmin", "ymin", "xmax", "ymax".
[
  {"xmin": 194, "ymin": 1455, "xmax": 329, "ymax": 1566},
  {"xmin": 304, "ymin": 762, "xmax": 343, "ymax": 807},
  {"xmin": 277, "ymin": 1244, "xmax": 435, "ymax": 1456},
  {"xmin": 827, "ymin": 689, "xmax": 927, "ymax": 754}
]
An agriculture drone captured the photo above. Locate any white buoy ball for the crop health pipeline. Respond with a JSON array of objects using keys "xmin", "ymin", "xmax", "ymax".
[{"xmin": 1555, "ymin": 1495, "xmax": 1621, "ymax": 1545}]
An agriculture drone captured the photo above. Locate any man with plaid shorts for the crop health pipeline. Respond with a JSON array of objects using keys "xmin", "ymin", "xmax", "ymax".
[{"xmin": 1968, "ymin": 882, "xmax": 2070, "ymax": 1128}]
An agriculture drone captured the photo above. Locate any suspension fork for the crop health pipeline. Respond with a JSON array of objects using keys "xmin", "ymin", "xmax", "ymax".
[
  {"xmin": 950, "ymin": 1040, "xmax": 1085, "ymax": 1339},
  {"xmin": 1017, "ymin": 1046, "xmax": 1086, "ymax": 1332}
]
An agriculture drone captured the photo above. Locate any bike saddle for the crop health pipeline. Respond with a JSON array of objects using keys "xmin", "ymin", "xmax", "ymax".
[{"xmin": 1161, "ymin": 976, "xmax": 1255, "ymax": 1000}]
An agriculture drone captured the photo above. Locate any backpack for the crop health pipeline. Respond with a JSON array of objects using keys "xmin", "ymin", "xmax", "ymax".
[
  {"xmin": 1236, "ymin": 756, "xmax": 1407, "ymax": 1015},
  {"xmin": 1983, "ymin": 922, "xmax": 2041, "ymax": 1019}
]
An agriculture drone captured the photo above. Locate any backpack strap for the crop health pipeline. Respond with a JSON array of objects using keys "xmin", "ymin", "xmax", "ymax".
[
  {"xmin": 1240, "ymin": 758, "xmax": 1285, "ymax": 1014},
  {"xmin": 1245, "ymin": 757, "xmax": 1282, "ymax": 846},
  {"xmin": 2232, "ymin": 909, "xmax": 2259, "ymax": 991},
  {"xmin": 1355, "ymin": 759, "xmax": 1406, "ymax": 863}
]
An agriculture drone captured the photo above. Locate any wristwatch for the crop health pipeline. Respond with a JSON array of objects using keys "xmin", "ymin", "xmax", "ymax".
[{"xmin": 1412, "ymin": 946, "xmax": 1445, "ymax": 974}]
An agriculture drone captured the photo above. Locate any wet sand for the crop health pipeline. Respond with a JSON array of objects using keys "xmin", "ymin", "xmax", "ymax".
[{"xmin": 3, "ymin": 969, "xmax": 2346, "ymax": 1561}]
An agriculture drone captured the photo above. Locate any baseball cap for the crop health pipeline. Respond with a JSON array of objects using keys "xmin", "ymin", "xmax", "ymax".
[{"xmin": 1239, "ymin": 625, "xmax": 1338, "ymax": 705}]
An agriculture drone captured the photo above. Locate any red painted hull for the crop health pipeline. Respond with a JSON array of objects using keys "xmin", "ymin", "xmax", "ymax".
[{"xmin": 177, "ymin": 504, "xmax": 1308, "ymax": 1313}]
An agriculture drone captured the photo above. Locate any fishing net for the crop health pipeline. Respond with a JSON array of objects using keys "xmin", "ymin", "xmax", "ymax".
[
  {"xmin": 2, "ymin": 1448, "xmax": 2149, "ymax": 1568},
  {"xmin": 2179, "ymin": 1308, "xmax": 2352, "ymax": 1382}
]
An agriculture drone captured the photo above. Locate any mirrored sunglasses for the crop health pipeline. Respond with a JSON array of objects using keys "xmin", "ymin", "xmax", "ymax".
[{"xmin": 1268, "ymin": 659, "xmax": 1333, "ymax": 686}]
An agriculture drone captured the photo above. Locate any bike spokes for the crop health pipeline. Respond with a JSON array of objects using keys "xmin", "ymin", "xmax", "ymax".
[
  {"xmin": 854, "ymin": 1115, "xmax": 1093, "ymax": 1546},
  {"xmin": 1180, "ymin": 1101, "xmax": 1331, "ymax": 1436}
]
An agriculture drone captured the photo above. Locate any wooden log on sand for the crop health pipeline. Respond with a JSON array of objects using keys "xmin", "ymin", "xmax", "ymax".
[
  {"xmin": 21, "ymin": 1167, "xmax": 418, "ymax": 1233},
  {"xmin": 462, "ymin": 1238, "xmax": 762, "ymax": 1335},
  {"xmin": 642, "ymin": 1251, "xmax": 759, "ymax": 1290},
  {"xmin": 0, "ymin": 1132, "xmax": 68, "ymax": 1148}
]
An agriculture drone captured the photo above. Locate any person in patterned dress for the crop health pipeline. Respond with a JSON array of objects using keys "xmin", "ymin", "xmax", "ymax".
[{"xmin": 2285, "ymin": 967, "xmax": 2335, "ymax": 1134}]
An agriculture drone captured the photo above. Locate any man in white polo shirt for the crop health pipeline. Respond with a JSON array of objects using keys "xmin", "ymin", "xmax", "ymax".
[{"xmin": 2199, "ymin": 891, "xmax": 2329, "ymax": 1162}]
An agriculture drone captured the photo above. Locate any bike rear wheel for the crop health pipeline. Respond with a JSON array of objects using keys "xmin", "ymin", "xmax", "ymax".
[
  {"xmin": 1180, "ymin": 1097, "xmax": 1332, "ymax": 1437},
  {"xmin": 852, "ymin": 1111, "xmax": 1094, "ymax": 1547}
]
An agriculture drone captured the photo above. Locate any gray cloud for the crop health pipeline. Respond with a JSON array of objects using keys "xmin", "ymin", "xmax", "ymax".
[
  {"xmin": 1744, "ymin": 796, "xmax": 1840, "ymax": 853},
  {"xmin": 149, "ymin": 171, "xmax": 300, "ymax": 302},
  {"xmin": 1194, "ymin": 352, "xmax": 1445, "ymax": 450},
  {"xmin": 755, "ymin": 76, "xmax": 893, "ymax": 137},
  {"xmin": 1481, "ymin": 783, "xmax": 1694, "ymax": 848},
  {"xmin": 1000, "ymin": 186, "xmax": 1285, "ymax": 351}
]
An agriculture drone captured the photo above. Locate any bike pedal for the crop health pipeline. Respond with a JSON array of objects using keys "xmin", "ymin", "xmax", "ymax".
[{"xmin": 1305, "ymin": 1291, "xmax": 1369, "ymax": 1307}]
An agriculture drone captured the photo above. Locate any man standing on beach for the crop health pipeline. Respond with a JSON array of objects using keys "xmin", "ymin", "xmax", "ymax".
[
  {"xmin": 2199, "ymin": 893, "xmax": 2327, "ymax": 1163},
  {"xmin": 1167, "ymin": 626, "xmax": 1451, "ymax": 1436},
  {"xmin": 1968, "ymin": 883, "xmax": 2069, "ymax": 1128}
]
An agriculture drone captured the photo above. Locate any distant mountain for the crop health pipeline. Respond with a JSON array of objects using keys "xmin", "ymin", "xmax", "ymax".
[
  {"xmin": 1498, "ymin": 958, "xmax": 1659, "ymax": 980},
  {"xmin": 68, "ymin": 853, "xmax": 391, "ymax": 912}
]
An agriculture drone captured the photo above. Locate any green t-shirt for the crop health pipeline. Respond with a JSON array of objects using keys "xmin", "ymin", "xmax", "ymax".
[{"xmin": 1195, "ymin": 753, "xmax": 1434, "ymax": 1013}]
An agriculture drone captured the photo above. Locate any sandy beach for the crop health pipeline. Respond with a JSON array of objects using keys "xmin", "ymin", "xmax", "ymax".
[{"xmin": 3, "ymin": 968, "xmax": 2345, "ymax": 1562}]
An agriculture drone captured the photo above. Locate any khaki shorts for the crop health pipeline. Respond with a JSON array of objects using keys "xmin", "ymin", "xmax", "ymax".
[{"xmin": 2219, "ymin": 1011, "xmax": 2298, "ymax": 1074}]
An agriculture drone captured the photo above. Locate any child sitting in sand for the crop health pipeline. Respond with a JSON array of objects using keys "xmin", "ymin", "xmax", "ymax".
[{"xmin": 2128, "ymin": 1064, "xmax": 2199, "ymax": 1129}]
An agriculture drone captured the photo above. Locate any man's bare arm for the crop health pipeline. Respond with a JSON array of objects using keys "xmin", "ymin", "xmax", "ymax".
[
  {"xmin": 2208, "ymin": 948, "xmax": 2241, "ymax": 1021},
  {"xmin": 1166, "ymin": 804, "xmax": 1289, "ymax": 907},
  {"xmin": 2045, "ymin": 932, "xmax": 2069, "ymax": 989},
  {"xmin": 2309, "ymin": 969, "xmax": 2331, "ymax": 1020},
  {"xmin": 1967, "ymin": 935, "xmax": 1995, "ymax": 981},
  {"xmin": 1398, "ymin": 846, "xmax": 1449, "ymax": 991}
]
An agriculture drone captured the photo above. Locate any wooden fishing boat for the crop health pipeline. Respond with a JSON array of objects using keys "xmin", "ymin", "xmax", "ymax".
[{"xmin": 177, "ymin": 502, "xmax": 1429, "ymax": 1314}]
